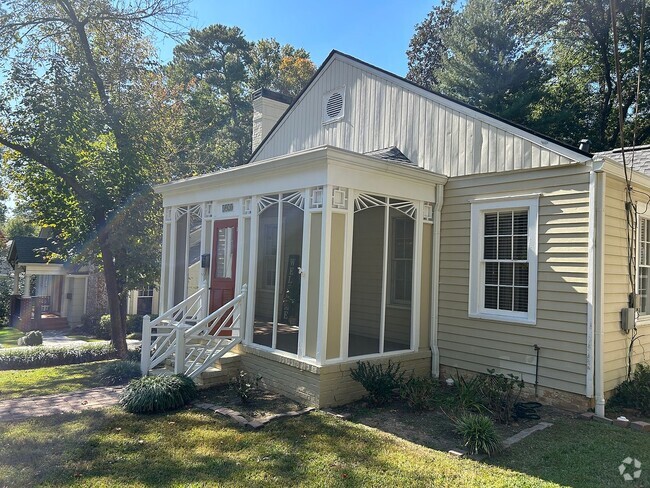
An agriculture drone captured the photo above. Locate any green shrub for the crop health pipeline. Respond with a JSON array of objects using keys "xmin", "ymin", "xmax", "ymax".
[
  {"xmin": 126, "ymin": 332, "xmax": 142, "ymax": 340},
  {"xmin": 98, "ymin": 360, "xmax": 141, "ymax": 385},
  {"xmin": 0, "ymin": 343, "xmax": 118, "ymax": 370},
  {"xmin": 455, "ymin": 413, "xmax": 501, "ymax": 456},
  {"xmin": 126, "ymin": 346, "xmax": 142, "ymax": 363},
  {"xmin": 607, "ymin": 363, "xmax": 650, "ymax": 415},
  {"xmin": 453, "ymin": 373, "xmax": 488, "ymax": 413},
  {"xmin": 120, "ymin": 374, "xmax": 198, "ymax": 414},
  {"xmin": 229, "ymin": 370, "xmax": 261, "ymax": 404},
  {"xmin": 98, "ymin": 315, "xmax": 112, "ymax": 339},
  {"xmin": 351, "ymin": 360, "xmax": 405, "ymax": 406},
  {"xmin": 481, "ymin": 369, "xmax": 525, "ymax": 424},
  {"xmin": 17, "ymin": 330, "xmax": 43, "ymax": 346},
  {"xmin": 400, "ymin": 376, "xmax": 438, "ymax": 410}
]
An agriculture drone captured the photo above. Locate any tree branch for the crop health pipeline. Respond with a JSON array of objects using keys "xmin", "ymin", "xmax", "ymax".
[{"xmin": 0, "ymin": 135, "xmax": 94, "ymax": 203}]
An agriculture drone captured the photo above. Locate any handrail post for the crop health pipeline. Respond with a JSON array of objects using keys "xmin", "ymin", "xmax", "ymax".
[
  {"xmin": 141, "ymin": 315, "xmax": 151, "ymax": 376},
  {"xmin": 174, "ymin": 327, "xmax": 186, "ymax": 375},
  {"xmin": 239, "ymin": 284, "xmax": 247, "ymax": 339}
]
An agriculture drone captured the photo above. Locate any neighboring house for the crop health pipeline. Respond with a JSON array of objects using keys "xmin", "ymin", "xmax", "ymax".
[
  {"xmin": 146, "ymin": 51, "xmax": 650, "ymax": 415},
  {"xmin": 6, "ymin": 235, "xmax": 158, "ymax": 331}
]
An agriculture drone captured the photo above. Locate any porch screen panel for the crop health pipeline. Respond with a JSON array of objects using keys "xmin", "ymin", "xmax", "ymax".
[
  {"xmin": 254, "ymin": 202, "xmax": 278, "ymax": 347},
  {"xmin": 305, "ymin": 213, "xmax": 322, "ymax": 359},
  {"xmin": 187, "ymin": 209, "xmax": 203, "ymax": 304},
  {"xmin": 173, "ymin": 212, "xmax": 188, "ymax": 306},
  {"xmin": 348, "ymin": 204, "xmax": 384, "ymax": 357},
  {"xmin": 384, "ymin": 208, "xmax": 413, "ymax": 352},
  {"xmin": 276, "ymin": 202, "xmax": 303, "ymax": 354}
]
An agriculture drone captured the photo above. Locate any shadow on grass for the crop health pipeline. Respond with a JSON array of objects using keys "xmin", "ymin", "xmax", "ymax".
[{"xmin": 0, "ymin": 407, "xmax": 560, "ymax": 488}]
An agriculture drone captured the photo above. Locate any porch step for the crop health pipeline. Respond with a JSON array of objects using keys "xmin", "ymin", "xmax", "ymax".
[{"xmin": 153, "ymin": 352, "xmax": 242, "ymax": 389}]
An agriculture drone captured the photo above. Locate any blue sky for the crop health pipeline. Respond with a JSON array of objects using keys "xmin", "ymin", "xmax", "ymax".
[{"xmin": 158, "ymin": 0, "xmax": 438, "ymax": 76}]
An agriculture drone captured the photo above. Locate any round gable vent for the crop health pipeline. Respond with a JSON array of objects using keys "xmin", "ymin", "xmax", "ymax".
[
  {"xmin": 326, "ymin": 92, "xmax": 343, "ymax": 118},
  {"xmin": 323, "ymin": 88, "xmax": 345, "ymax": 124}
]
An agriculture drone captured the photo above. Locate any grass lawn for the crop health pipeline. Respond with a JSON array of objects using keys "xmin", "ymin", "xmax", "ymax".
[
  {"xmin": 491, "ymin": 417, "xmax": 650, "ymax": 487},
  {"xmin": 64, "ymin": 334, "xmax": 106, "ymax": 343},
  {"xmin": 0, "ymin": 408, "xmax": 563, "ymax": 488},
  {"xmin": 0, "ymin": 361, "xmax": 116, "ymax": 399},
  {"xmin": 0, "ymin": 328, "xmax": 24, "ymax": 348}
]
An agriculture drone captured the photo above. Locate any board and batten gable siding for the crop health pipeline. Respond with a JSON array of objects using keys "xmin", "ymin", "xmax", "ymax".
[
  {"xmin": 252, "ymin": 56, "xmax": 583, "ymax": 177},
  {"xmin": 437, "ymin": 164, "xmax": 591, "ymax": 395},
  {"xmin": 603, "ymin": 175, "xmax": 650, "ymax": 392}
]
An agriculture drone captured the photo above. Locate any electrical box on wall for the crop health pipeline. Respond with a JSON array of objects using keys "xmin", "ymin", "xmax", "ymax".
[
  {"xmin": 201, "ymin": 253, "xmax": 210, "ymax": 269},
  {"xmin": 621, "ymin": 308, "xmax": 635, "ymax": 332}
]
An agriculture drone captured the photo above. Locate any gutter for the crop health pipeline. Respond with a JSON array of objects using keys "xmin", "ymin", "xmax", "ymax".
[
  {"xmin": 589, "ymin": 160, "xmax": 607, "ymax": 417},
  {"xmin": 430, "ymin": 183, "xmax": 444, "ymax": 377}
]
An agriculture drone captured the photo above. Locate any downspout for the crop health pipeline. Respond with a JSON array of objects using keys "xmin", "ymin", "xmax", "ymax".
[
  {"xmin": 430, "ymin": 183, "xmax": 444, "ymax": 377},
  {"xmin": 586, "ymin": 170, "xmax": 596, "ymax": 399},
  {"xmin": 592, "ymin": 161, "xmax": 607, "ymax": 417}
]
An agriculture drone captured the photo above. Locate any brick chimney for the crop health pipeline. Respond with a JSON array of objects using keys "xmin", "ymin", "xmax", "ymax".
[{"xmin": 252, "ymin": 88, "xmax": 292, "ymax": 152}]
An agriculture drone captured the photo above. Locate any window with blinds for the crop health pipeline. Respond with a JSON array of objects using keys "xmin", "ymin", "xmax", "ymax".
[
  {"xmin": 469, "ymin": 196, "xmax": 538, "ymax": 325},
  {"xmin": 639, "ymin": 217, "xmax": 650, "ymax": 315},
  {"xmin": 483, "ymin": 210, "xmax": 529, "ymax": 313}
]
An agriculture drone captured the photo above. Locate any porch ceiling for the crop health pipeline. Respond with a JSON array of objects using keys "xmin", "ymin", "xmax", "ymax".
[{"xmin": 156, "ymin": 146, "xmax": 448, "ymax": 208}]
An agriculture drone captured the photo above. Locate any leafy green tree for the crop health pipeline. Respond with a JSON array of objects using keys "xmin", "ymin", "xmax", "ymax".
[
  {"xmin": 407, "ymin": 0, "xmax": 456, "ymax": 90},
  {"xmin": 0, "ymin": 0, "xmax": 186, "ymax": 356},
  {"xmin": 519, "ymin": 0, "xmax": 650, "ymax": 150},
  {"xmin": 250, "ymin": 39, "xmax": 316, "ymax": 97},
  {"xmin": 167, "ymin": 28, "xmax": 315, "ymax": 176},
  {"xmin": 2, "ymin": 215, "xmax": 38, "ymax": 240}
]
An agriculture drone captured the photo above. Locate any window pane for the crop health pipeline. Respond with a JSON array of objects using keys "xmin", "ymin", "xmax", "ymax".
[
  {"xmin": 499, "ymin": 286, "xmax": 513, "ymax": 311},
  {"xmin": 499, "ymin": 262, "xmax": 513, "ymax": 286},
  {"xmin": 484, "ymin": 236, "xmax": 497, "ymax": 259},
  {"xmin": 513, "ymin": 235, "xmax": 527, "ymax": 260},
  {"xmin": 485, "ymin": 262, "xmax": 498, "ymax": 285},
  {"xmin": 498, "ymin": 236, "xmax": 512, "ymax": 260},
  {"xmin": 498, "ymin": 212, "xmax": 513, "ymax": 235},
  {"xmin": 514, "ymin": 263, "xmax": 529, "ymax": 286},
  {"xmin": 485, "ymin": 213, "xmax": 497, "ymax": 236},
  {"xmin": 513, "ymin": 211, "xmax": 528, "ymax": 235},
  {"xmin": 639, "ymin": 267, "xmax": 649, "ymax": 316},
  {"xmin": 485, "ymin": 286, "xmax": 498, "ymax": 309},
  {"xmin": 514, "ymin": 287, "xmax": 528, "ymax": 312}
]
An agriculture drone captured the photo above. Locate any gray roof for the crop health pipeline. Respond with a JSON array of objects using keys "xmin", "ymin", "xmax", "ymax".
[
  {"xmin": 597, "ymin": 145, "xmax": 650, "ymax": 175},
  {"xmin": 7, "ymin": 236, "xmax": 61, "ymax": 269},
  {"xmin": 364, "ymin": 146, "xmax": 415, "ymax": 165}
]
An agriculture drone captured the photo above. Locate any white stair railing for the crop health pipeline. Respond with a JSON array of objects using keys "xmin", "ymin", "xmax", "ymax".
[
  {"xmin": 141, "ymin": 285, "xmax": 247, "ymax": 378},
  {"xmin": 140, "ymin": 288, "xmax": 205, "ymax": 375}
]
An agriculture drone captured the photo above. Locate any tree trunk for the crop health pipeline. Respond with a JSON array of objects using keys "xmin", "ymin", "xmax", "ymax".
[{"xmin": 95, "ymin": 212, "xmax": 128, "ymax": 358}]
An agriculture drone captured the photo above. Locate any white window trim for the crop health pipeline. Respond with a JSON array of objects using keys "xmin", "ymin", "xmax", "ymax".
[
  {"xmin": 469, "ymin": 196, "xmax": 539, "ymax": 325},
  {"xmin": 635, "ymin": 204, "xmax": 650, "ymax": 325}
]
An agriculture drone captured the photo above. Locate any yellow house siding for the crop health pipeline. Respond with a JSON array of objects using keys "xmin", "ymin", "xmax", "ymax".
[
  {"xmin": 603, "ymin": 175, "xmax": 650, "ymax": 392},
  {"xmin": 438, "ymin": 164, "xmax": 590, "ymax": 395}
]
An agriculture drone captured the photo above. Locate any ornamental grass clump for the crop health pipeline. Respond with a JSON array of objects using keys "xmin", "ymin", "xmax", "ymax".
[
  {"xmin": 400, "ymin": 375, "xmax": 439, "ymax": 410},
  {"xmin": 120, "ymin": 374, "xmax": 198, "ymax": 414},
  {"xmin": 98, "ymin": 360, "xmax": 141, "ymax": 385},
  {"xmin": 455, "ymin": 413, "xmax": 501, "ymax": 456},
  {"xmin": 350, "ymin": 360, "xmax": 405, "ymax": 406}
]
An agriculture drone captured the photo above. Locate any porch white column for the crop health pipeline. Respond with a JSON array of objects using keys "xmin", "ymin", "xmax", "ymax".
[
  {"xmin": 316, "ymin": 185, "xmax": 333, "ymax": 364},
  {"xmin": 22, "ymin": 272, "xmax": 31, "ymax": 298},
  {"xmin": 13, "ymin": 269, "xmax": 20, "ymax": 294}
]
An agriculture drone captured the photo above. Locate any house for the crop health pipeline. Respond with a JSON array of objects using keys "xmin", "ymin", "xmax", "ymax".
[
  {"xmin": 144, "ymin": 51, "xmax": 650, "ymax": 415},
  {"xmin": 6, "ymin": 235, "xmax": 159, "ymax": 331}
]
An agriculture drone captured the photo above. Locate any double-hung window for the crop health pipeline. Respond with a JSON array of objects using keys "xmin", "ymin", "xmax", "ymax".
[
  {"xmin": 638, "ymin": 216, "xmax": 650, "ymax": 318},
  {"xmin": 469, "ymin": 196, "xmax": 539, "ymax": 324}
]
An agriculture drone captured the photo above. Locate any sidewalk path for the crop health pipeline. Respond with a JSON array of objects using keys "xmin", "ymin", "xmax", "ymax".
[{"xmin": 0, "ymin": 387, "xmax": 122, "ymax": 422}]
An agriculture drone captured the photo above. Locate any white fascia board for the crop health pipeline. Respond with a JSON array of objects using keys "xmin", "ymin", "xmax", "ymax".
[
  {"xmin": 22, "ymin": 263, "xmax": 66, "ymax": 275},
  {"xmin": 595, "ymin": 156, "xmax": 650, "ymax": 190},
  {"xmin": 158, "ymin": 146, "xmax": 447, "ymax": 208},
  {"xmin": 327, "ymin": 152, "xmax": 446, "ymax": 202}
]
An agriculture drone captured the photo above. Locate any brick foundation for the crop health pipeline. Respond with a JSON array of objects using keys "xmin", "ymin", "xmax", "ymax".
[{"xmin": 439, "ymin": 364, "xmax": 591, "ymax": 412}]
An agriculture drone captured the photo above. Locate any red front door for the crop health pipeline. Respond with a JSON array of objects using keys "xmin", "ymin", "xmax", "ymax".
[{"xmin": 210, "ymin": 219, "xmax": 238, "ymax": 334}]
